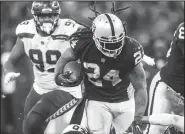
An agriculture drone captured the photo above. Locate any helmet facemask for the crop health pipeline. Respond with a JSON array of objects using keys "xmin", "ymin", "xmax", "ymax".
[
  {"xmin": 33, "ymin": 13, "xmax": 59, "ymax": 35},
  {"xmin": 31, "ymin": 1, "xmax": 61, "ymax": 35},
  {"xmin": 93, "ymin": 33, "xmax": 125, "ymax": 58}
]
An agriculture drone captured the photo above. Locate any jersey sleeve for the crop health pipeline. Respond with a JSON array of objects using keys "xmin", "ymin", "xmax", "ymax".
[
  {"xmin": 173, "ymin": 22, "xmax": 184, "ymax": 53},
  {"xmin": 63, "ymin": 19, "xmax": 84, "ymax": 36},
  {"xmin": 15, "ymin": 19, "xmax": 35, "ymax": 39},
  {"xmin": 129, "ymin": 38, "xmax": 144, "ymax": 68}
]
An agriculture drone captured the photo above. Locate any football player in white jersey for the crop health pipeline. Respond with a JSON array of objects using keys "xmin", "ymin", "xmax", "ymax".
[{"xmin": 3, "ymin": 1, "xmax": 85, "ymax": 134}]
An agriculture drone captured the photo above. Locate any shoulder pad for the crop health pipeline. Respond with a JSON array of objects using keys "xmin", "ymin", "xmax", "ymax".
[
  {"xmin": 55, "ymin": 19, "xmax": 83, "ymax": 36},
  {"xmin": 125, "ymin": 36, "xmax": 143, "ymax": 51},
  {"xmin": 16, "ymin": 19, "xmax": 36, "ymax": 38}
]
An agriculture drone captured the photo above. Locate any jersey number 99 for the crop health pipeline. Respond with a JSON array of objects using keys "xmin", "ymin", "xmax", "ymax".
[{"xmin": 29, "ymin": 49, "xmax": 61, "ymax": 72}]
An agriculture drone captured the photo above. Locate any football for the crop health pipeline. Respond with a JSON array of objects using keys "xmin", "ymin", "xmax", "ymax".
[{"xmin": 63, "ymin": 61, "xmax": 82, "ymax": 81}]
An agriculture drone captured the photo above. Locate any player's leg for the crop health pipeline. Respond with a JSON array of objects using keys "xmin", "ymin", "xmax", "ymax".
[
  {"xmin": 87, "ymin": 100, "xmax": 113, "ymax": 134},
  {"xmin": 46, "ymin": 84, "xmax": 84, "ymax": 134},
  {"xmin": 165, "ymin": 88, "xmax": 184, "ymax": 134},
  {"xmin": 23, "ymin": 87, "xmax": 42, "ymax": 133},
  {"xmin": 171, "ymin": 115, "xmax": 184, "ymax": 133},
  {"xmin": 168, "ymin": 88, "xmax": 184, "ymax": 116},
  {"xmin": 70, "ymin": 97, "xmax": 88, "ymax": 127},
  {"xmin": 47, "ymin": 97, "xmax": 88, "ymax": 134},
  {"xmin": 143, "ymin": 114, "xmax": 184, "ymax": 133},
  {"xmin": 146, "ymin": 73, "xmax": 172, "ymax": 134},
  {"xmin": 112, "ymin": 98, "xmax": 135, "ymax": 134},
  {"xmin": 45, "ymin": 104, "xmax": 79, "ymax": 134},
  {"xmin": 24, "ymin": 90, "xmax": 79, "ymax": 134}
]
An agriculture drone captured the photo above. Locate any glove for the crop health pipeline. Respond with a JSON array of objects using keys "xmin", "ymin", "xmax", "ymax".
[
  {"xmin": 143, "ymin": 55, "xmax": 155, "ymax": 66},
  {"xmin": 56, "ymin": 71, "xmax": 80, "ymax": 87},
  {"xmin": 4, "ymin": 72, "xmax": 20, "ymax": 84},
  {"xmin": 132, "ymin": 116, "xmax": 144, "ymax": 134}
]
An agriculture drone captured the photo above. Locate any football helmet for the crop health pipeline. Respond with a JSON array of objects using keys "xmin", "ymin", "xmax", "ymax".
[
  {"xmin": 92, "ymin": 13, "xmax": 126, "ymax": 58},
  {"xmin": 31, "ymin": 1, "xmax": 61, "ymax": 35},
  {"xmin": 62, "ymin": 124, "xmax": 91, "ymax": 134}
]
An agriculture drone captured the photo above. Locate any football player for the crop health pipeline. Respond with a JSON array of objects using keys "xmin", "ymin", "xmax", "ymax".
[
  {"xmin": 146, "ymin": 22, "xmax": 184, "ymax": 134},
  {"xmin": 142, "ymin": 114, "xmax": 184, "ymax": 133},
  {"xmin": 3, "ymin": 1, "xmax": 85, "ymax": 134},
  {"xmin": 55, "ymin": 13, "xmax": 148, "ymax": 134}
]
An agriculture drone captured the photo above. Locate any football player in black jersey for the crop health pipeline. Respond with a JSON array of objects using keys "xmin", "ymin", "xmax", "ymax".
[
  {"xmin": 55, "ymin": 13, "xmax": 148, "ymax": 134},
  {"xmin": 145, "ymin": 22, "xmax": 184, "ymax": 134}
]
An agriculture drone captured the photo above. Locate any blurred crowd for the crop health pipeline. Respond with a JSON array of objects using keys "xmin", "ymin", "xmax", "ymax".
[{"xmin": 1, "ymin": 1, "xmax": 184, "ymax": 134}]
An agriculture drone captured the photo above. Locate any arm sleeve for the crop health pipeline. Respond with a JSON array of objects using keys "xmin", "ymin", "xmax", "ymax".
[{"xmin": 130, "ymin": 41, "xmax": 144, "ymax": 68}]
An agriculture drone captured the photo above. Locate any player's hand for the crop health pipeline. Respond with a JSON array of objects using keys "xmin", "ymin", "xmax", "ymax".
[
  {"xmin": 132, "ymin": 116, "xmax": 144, "ymax": 134},
  {"xmin": 58, "ymin": 71, "xmax": 78, "ymax": 87},
  {"xmin": 4, "ymin": 72, "xmax": 20, "ymax": 84}
]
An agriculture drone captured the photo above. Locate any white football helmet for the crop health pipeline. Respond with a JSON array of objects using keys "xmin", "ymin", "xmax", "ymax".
[{"xmin": 92, "ymin": 13, "xmax": 126, "ymax": 58}]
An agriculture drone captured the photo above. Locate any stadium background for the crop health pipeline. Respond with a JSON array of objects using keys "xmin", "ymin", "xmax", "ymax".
[{"xmin": 1, "ymin": 1, "xmax": 184, "ymax": 134}]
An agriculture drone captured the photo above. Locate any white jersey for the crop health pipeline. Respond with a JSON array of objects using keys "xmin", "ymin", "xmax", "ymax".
[{"xmin": 16, "ymin": 19, "xmax": 82, "ymax": 97}]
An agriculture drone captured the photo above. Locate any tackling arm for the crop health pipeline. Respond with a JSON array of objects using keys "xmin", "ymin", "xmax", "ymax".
[
  {"xmin": 4, "ymin": 37, "xmax": 25, "ymax": 74},
  {"xmin": 129, "ymin": 62, "xmax": 148, "ymax": 120}
]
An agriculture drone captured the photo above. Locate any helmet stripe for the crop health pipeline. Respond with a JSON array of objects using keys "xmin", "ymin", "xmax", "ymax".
[{"xmin": 104, "ymin": 14, "xmax": 115, "ymax": 36}]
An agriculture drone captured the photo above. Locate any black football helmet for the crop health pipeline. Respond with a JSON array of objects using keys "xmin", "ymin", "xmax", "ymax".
[{"xmin": 31, "ymin": 1, "xmax": 61, "ymax": 35}]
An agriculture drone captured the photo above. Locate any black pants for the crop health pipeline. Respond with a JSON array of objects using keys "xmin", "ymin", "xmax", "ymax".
[
  {"xmin": 23, "ymin": 87, "xmax": 41, "ymax": 133},
  {"xmin": 23, "ymin": 88, "xmax": 79, "ymax": 134}
]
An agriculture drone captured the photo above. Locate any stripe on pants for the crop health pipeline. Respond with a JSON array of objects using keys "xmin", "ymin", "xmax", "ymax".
[{"xmin": 146, "ymin": 80, "xmax": 162, "ymax": 134}]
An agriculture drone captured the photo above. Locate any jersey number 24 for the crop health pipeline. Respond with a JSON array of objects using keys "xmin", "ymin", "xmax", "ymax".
[{"xmin": 83, "ymin": 62, "xmax": 122, "ymax": 87}]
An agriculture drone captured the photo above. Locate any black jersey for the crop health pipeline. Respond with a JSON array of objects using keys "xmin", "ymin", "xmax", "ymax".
[
  {"xmin": 71, "ymin": 31, "xmax": 144, "ymax": 102},
  {"xmin": 160, "ymin": 23, "xmax": 184, "ymax": 96}
]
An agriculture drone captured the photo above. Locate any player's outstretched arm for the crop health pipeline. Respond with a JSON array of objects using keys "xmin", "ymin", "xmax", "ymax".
[
  {"xmin": 142, "ymin": 114, "xmax": 184, "ymax": 133},
  {"xmin": 3, "ymin": 37, "xmax": 25, "ymax": 84},
  {"xmin": 129, "ymin": 63, "xmax": 148, "ymax": 129},
  {"xmin": 54, "ymin": 47, "xmax": 78, "ymax": 86}
]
